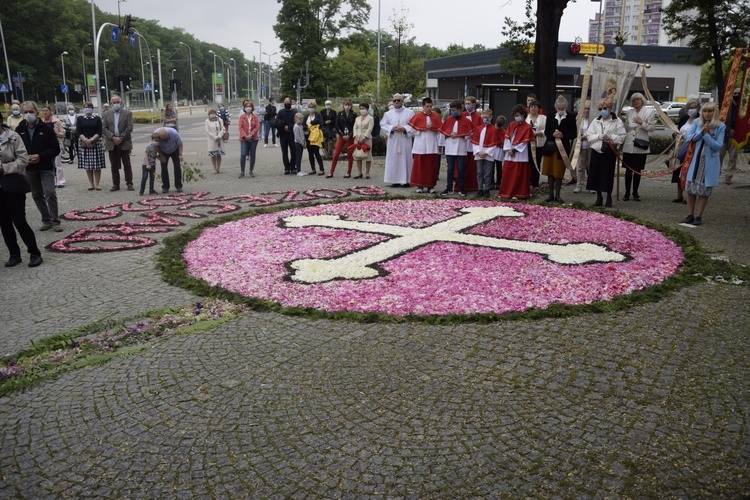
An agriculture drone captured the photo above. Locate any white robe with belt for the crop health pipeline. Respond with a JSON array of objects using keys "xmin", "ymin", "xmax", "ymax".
[{"xmin": 381, "ymin": 107, "xmax": 415, "ymax": 184}]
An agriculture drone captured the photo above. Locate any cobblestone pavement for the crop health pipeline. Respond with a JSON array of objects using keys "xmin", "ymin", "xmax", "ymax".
[{"xmin": 1, "ymin": 112, "xmax": 748, "ymax": 497}]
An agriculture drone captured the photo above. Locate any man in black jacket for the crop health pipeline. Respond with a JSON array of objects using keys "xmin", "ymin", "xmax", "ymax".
[
  {"xmin": 276, "ymin": 97, "xmax": 298, "ymax": 175},
  {"xmin": 264, "ymin": 97, "xmax": 277, "ymax": 147},
  {"xmin": 15, "ymin": 101, "xmax": 62, "ymax": 232}
]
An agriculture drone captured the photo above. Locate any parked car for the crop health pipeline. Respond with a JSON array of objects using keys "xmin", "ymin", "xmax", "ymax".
[
  {"xmin": 659, "ymin": 101, "xmax": 686, "ymax": 117},
  {"xmin": 620, "ymin": 100, "xmax": 659, "ymax": 117},
  {"xmin": 54, "ymin": 102, "xmax": 80, "ymax": 115}
]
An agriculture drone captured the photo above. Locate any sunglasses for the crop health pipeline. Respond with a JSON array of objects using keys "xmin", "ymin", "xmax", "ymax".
[{"xmin": 393, "ymin": 99, "xmax": 402, "ymax": 102}]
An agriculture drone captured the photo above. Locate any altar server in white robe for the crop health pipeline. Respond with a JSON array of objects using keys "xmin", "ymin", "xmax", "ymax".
[{"xmin": 381, "ymin": 93, "xmax": 415, "ymax": 187}]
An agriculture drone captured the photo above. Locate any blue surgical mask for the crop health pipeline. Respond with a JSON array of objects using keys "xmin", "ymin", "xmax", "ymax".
[
  {"xmin": 113, "ymin": 103, "xmax": 122, "ymax": 111},
  {"xmin": 687, "ymin": 108, "xmax": 698, "ymax": 117},
  {"xmin": 450, "ymin": 110, "xmax": 460, "ymax": 118},
  {"xmin": 465, "ymin": 104, "xmax": 474, "ymax": 112},
  {"xmin": 11, "ymin": 109, "xmax": 20, "ymax": 116},
  {"xmin": 599, "ymin": 109, "xmax": 610, "ymax": 118},
  {"xmin": 515, "ymin": 116, "xmax": 523, "ymax": 123},
  {"xmin": 83, "ymin": 108, "xmax": 93, "ymax": 115},
  {"xmin": 483, "ymin": 118, "xmax": 491, "ymax": 124}
]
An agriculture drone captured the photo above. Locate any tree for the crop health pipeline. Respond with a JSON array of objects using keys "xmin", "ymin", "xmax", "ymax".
[
  {"xmin": 274, "ymin": 0, "xmax": 370, "ymax": 99},
  {"xmin": 533, "ymin": 0, "xmax": 571, "ymax": 113},
  {"xmin": 661, "ymin": 0, "xmax": 750, "ymax": 102},
  {"xmin": 499, "ymin": 0, "xmax": 535, "ymax": 81}
]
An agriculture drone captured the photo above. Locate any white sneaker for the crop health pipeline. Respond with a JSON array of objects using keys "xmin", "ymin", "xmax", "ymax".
[
  {"xmin": 573, "ymin": 187, "xmax": 581, "ymax": 194},
  {"xmin": 415, "ymin": 188, "xmax": 424, "ymax": 193},
  {"xmin": 297, "ymin": 171, "xmax": 308, "ymax": 176},
  {"xmin": 263, "ymin": 143, "xmax": 268, "ymax": 148},
  {"xmin": 274, "ymin": 144, "xmax": 279, "ymax": 148},
  {"xmin": 428, "ymin": 188, "xmax": 436, "ymax": 194}
]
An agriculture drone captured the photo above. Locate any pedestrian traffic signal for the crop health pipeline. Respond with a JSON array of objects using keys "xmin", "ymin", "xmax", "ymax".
[
  {"xmin": 123, "ymin": 15, "xmax": 136, "ymax": 35},
  {"xmin": 291, "ymin": 78, "xmax": 297, "ymax": 90}
]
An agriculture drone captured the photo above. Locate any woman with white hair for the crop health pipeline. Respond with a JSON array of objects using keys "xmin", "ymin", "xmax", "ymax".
[
  {"xmin": 542, "ymin": 96, "xmax": 577, "ymax": 203},
  {"xmin": 681, "ymin": 102, "xmax": 725, "ymax": 226},
  {"xmin": 670, "ymin": 96, "xmax": 700, "ymax": 203},
  {"xmin": 622, "ymin": 92, "xmax": 656, "ymax": 201}
]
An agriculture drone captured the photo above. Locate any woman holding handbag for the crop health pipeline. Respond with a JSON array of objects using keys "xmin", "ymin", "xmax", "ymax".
[
  {"xmin": 352, "ymin": 103, "xmax": 374, "ymax": 179},
  {"xmin": 0, "ymin": 113, "xmax": 42, "ymax": 268},
  {"xmin": 205, "ymin": 108, "xmax": 225, "ymax": 174},
  {"xmin": 238, "ymin": 100, "xmax": 260, "ymax": 178},
  {"xmin": 622, "ymin": 93, "xmax": 656, "ymax": 201}
]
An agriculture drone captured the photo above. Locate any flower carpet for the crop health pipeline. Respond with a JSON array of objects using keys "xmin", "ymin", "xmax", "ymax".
[{"xmin": 183, "ymin": 199, "xmax": 684, "ymax": 317}]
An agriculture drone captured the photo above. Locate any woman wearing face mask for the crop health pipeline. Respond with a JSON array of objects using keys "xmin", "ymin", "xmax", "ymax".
[
  {"xmin": 205, "ymin": 108, "xmax": 226, "ymax": 174},
  {"xmin": 327, "ymin": 99, "xmax": 357, "ymax": 178},
  {"xmin": 352, "ymin": 103, "xmax": 374, "ymax": 179},
  {"xmin": 63, "ymin": 105, "xmax": 78, "ymax": 164},
  {"xmin": 41, "ymin": 105, "xmax": 66, "ymax": 188},
  {"xmin": 670, "ymin": 97, "xmax": 700, "ymax": 203},
  {"xmin": 500, "ymin": 104, "xmax": 535, "ymax": 199},
  {"xmin": 237, "ymin": 100, "xmax": 260, "ymax": 178},
  {"xmin": 163, "ymin": 103, "xmax": 179, "ymax": 131},
  {"xmin": 542, "ymin": 96, "xmax": 577, "ymax": 203},
  {"xmin": 621, "ymin": 93, "xmax": 656, "ymax": 201},
  {"xmin": 526, "ymin": 100, "xmax": 546, "ymax": 189},
  {"xmin": 586, "ymin": 98, "xmax": 626, "ymax": 207},
  {"xmin": 0, "ymin": 113, "xmax": 43, "ymax": 267},
  {"xmin": 76, "ymin": 102, "xmax": 106, "ymax": 191},
  {"xmin": 305, "ymin": 101, "xmax": 325, "ymax": 175},
  {"xmin": 6, "ymin": 104, "xmax": 23, "ymax": 132},
  {"xmin": 681, "ymin": 102, "xmax": 725, "ymax": 226}
]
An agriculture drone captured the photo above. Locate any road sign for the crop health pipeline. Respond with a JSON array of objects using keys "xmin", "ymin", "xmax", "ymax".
[
  {"xmin": 0, "ymin": 84, "xmax": 9, "ymax": 93},
  {"xmin": 129, "ymin": 33, "xmax": 136, "ymax": 46},
  {"xmin": 111, "ymin": 27, "xmax": 119, "ymax": 41},
  {"xmin": 144, "ymin": 82, "xmax": 152, "ymax": 91},
  {"xmin": 61, "ymin": 84, "xmax": 69, "ymax": 93},
  {"xmin": 261, "ymin": 85, "xmax": 266, "ymax": 90},
  {"xmin": 74, "ymin": 84, "xmax": 82, "ymax": 92}
]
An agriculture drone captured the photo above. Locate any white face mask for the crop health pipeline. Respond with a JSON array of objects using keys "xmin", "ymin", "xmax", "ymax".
[
  {"xmin": 309, "ymin": 108, "xmax": 316, "ymax": 113},
  {"xmin": 68, "ymin": 110, "xmax": 75, "ymax": 115},
  {"xmin": 687, "ymin": 108, "xmax": 698, "ymax": 117},
  {"xmin": 24, "ymin": 112, "xmax": 37, "ymax": 123},
  {"xmin": 360, "ymin": 109, "xmax": 368, "ymax": 116},
  {"xmin": 344, "ymin": 106, "xmax": 351, "ymax": 111},
  {"xmin": 113, "ymin": 103, "xmax": 122, "ymax": 111},
  {"xmin": 325, "ymin": 104, "xmax": 331, "ymax": 109},
  {"xmin": 245, "ymin": 107, "xmax": 253, "ymax": 113},
  {"xmin": 209, "ymin": 114, "xmax": 217, "ymax": 119}
]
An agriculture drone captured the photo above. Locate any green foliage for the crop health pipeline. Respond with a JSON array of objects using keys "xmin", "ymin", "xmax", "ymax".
[
  {"xmin": 499, "ymin": 0, "xmax": 535, "ymax": 81},
  {"xmin": 660, "ymin": 0, "xmax": 750, "ymax": 95},
  {"xmin": 0, "ymin": 0, "xmax": 255, "ymax": 106}
]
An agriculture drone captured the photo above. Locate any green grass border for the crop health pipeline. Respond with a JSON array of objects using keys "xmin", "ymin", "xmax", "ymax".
[{"xmin": 156, "ymin": 195, "xmax": 749, "ymax": 325}]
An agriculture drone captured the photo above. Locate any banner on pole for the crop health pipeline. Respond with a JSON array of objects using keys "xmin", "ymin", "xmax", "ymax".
[
  {"xmin": 731, "ymin": 52, "xmax": 750, "ymax": 149},
  {"xmin": 590, "ymin": 56, "xmax": 639, "ymax": 116}
]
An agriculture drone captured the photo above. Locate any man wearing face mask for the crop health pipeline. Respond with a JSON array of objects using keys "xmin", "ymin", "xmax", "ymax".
[
  {"xmin": 380, "ymin": 93, "xmax": 415, "ymax": 187},
  {"xmin": 720, "ymin": 87, "xmax": 740, "ymax": 184},
  {"xmin": 275, "ymin": 96, "xmax": 298, "ymax": 175},
  {"xmin": 6, "ymin": 104, "xmax": 23, "ymax": 131},
  {"xmin": 264, "ymin": 97, "xmax": 277, "ymax": 147},
  {"xmin": 102, "ymin": 95, "xmax": 134, "ymax": 191},
  {"xmin": 15, "ymin": 101, "xmax": 62, "ymax": 231}
]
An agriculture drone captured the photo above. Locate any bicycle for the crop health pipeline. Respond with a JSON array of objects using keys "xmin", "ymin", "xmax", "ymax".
[
  {"xmin": 61, "ymin": 124, "xmax": 76, "ymax": 164},
  {"xmin": 322, "ymin": 129, "xmax": 336, "ymax": 161}
]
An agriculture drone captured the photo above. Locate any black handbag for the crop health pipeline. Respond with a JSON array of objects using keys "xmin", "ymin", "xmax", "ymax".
[
  {"xmin": 0, "ymin": 173, "xmax": 32, "ymax": 194},
  {"xmin": 543, "ymin": 139, "xmax": 557, "ymax": 155},
  {"xmin": 633, "ymin": 137, "xmax": 650, "ymax": 150}
]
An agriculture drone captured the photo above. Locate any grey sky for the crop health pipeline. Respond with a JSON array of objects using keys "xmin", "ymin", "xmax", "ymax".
[{"xmin": 97, "ymin": 0, "xmax": 600, "ymax": 63}]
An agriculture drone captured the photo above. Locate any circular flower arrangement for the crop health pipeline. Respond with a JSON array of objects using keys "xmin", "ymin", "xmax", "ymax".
[{"xmin": 184, "ymin": 199, "xmax": 683, "ymax": 316}]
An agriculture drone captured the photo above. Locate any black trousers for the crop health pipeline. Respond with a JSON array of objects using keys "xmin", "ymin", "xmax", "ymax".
[
  {"xmin": 279, "ymin": 132, "xmax": 296, "ymax": 172},
  {"xmin": 0, "ymin": 191, "xmax": 41, "ymax": 258},
  {"xmin": 160, "ymin": 149, "xmax": 182, "ymax": 191}
]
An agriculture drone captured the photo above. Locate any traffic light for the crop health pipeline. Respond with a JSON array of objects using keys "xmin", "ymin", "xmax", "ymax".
[
  {"xmin": 291, "ymin": 78, "xmax": 296, "ymax": 90},
  {"xmin": 123, "ymin": 15, "xmax": 135, "ymax": 35}
]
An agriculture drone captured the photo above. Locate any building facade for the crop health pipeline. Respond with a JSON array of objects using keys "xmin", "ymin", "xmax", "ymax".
[
  {"xmin": 424, "ymin": 43, "xmax": 701, "ymax": 115},
  {"xmin": 588, "ymin": 0, "xmax": 690, "ymax": 47}
]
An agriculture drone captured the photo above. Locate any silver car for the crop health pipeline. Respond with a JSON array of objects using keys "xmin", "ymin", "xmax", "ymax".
[{"xmin": 659, "ymin": 101, "xmax": 686, "ymax": 117}]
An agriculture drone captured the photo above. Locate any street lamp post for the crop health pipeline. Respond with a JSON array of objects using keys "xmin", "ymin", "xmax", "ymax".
[
  {"xmin": 103, "ymin": 58, "xmax": 110, "ymax": 99},
  {"xmin": 179, "ymin": 42, "xmax": 194, "ymax": 107},
  {"xmin": 208, "ymin": 49, "xmax": 217, "ymax": 103},
  {"xmin": 253, "ymin": 41, "xmax": 261, "ymax": 100},
  {"xmin": 244, "ymin": 63, "xmax": 250, "ymax": 100},
  {"xmin": 61, "ymin": 51, "xmax": 69, "ymax": 104},
  {"xmin": 171, "ymin": 68, "xmax": 177, "ymax": 103},
  {"xmin": 215, "ymin": 53, "xmax": 225, "ymax": 103},
  {"xmin": 230, "ymin": 57, "xmax": 237, "ymax": 102},
  {"xmin": 384, "ymin": 45, "xmax": 390, "ymax": 83},
  {"xmin": 224, "ymin": 63, "xmax": 231, "ymax": 104},
  {"xmin": 263, "ymin": 51, "xmax": 278, "ymax": 99},
  {"xmin": 81, "ymin": 43, "xmax": 92, "ymax": 102}
]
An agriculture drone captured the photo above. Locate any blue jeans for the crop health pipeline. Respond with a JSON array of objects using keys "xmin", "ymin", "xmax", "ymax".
[
  {"xmin": 25, "ymin": 169, "xmax": 59, "ymax": 225},
  {"xmin": 294, "ymin": 143, "xmax": 304, "ymax": 173},
  {"xmin": 240, "ymin": 140, "xmax": 258, "ymax": 174},
  {"xmin": 140, "ymin": 164, "xmax": 155, "ymax": 193},
  {"xmin": 264, "ymin": 121, "xmax": 276, "ymax": 145},
  {"xmin": 445, "ymin": 155, "xmax": 466, "ymax": 193},
  {"xmin": 476, "ymin": 158, "xmax": 494, "ymax": 191}
]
